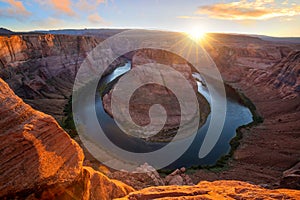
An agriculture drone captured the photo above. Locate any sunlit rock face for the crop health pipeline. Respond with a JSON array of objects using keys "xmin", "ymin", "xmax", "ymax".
[
  {"xmin": 119, "ymin": 180, "xmax": 300, "ymax": 199},
  {"xmin": 0, "ymin": 78, "xmax": 134, "ymax": 199},
  {"xmin": 0, "ymin": 77, "xmax": 84, "ymax": 197}
]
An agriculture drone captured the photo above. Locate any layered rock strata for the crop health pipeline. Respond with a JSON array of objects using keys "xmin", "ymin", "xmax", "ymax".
[
  {"xmin": 0, "ymin": 78, "xmax": 134, "ymax": 199},
  {"xmin": 0, "ymin": 34, "xmax": 125, "ymax": 121},
  {"xmin": 118, "ymin": 180, "xmax": 300, "ymax": 199}
]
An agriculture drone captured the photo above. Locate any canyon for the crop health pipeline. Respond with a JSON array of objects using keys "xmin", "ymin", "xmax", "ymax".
[
  {"xmin": 0, "ymin": 76, "xmax": 298, "ymax": 200},
  {"xmin": 0, "ymin": 30, "xmax": 300, "ymax": 198}
]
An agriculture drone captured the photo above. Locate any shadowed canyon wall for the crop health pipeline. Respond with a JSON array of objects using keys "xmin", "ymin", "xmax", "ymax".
[{"xmin": 0, "ymin": 34, "xmax": 102, "ymax": 121}]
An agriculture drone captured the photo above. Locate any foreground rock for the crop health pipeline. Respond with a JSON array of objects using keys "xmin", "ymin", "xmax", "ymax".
[
  {"xmin": 109, "ymin": 163, "xmax": 165, "ymax": 190},
  {"xmin": 164, "ymin": 168, "xmax": 194, "ymax": 186},
  {"xmin": 118, "ymin": 180, "xmax": 300, "ymax": 199},
  {"xmin": 0, "ymin": 78, "xmax": 134, "ymax": 199}
]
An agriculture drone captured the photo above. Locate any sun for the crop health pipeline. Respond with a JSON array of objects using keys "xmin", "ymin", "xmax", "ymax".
[{"xmin": 186, "ymin": 27, "xmax": 206, "ymax": 42}]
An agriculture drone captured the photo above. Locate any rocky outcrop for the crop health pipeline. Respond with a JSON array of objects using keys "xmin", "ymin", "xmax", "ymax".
[
  {"xmin": 109, "ymin": 165, "xmax": 193, "ymax": 190},
  {"xmin": 0, "ymin": 78, "xmax": 134, "ymax": 199},
  {"xmin": 109, "ymin": 163, "xmax": 165, "ymax": 190},
  {"xmin": 118, "ymin": 180, "xmax": 300, "ymax": 199},
  {"xmin": 103, "ymin": 49, "xmax": 210, "ymax": 142},
  {"xmin": 0, "ymin": 77, "xmax": 83, "ymax": 197},
  {"xmin": 271, "ymin": 51, "xmax": 300, "ymax": 98},
  {"xmin": 50, "ymin": 167, "xmax": 134, "ymax": 200},
  {"xmin": 164, "ymin": 168, "xmax": 194, "ymax": 186}
]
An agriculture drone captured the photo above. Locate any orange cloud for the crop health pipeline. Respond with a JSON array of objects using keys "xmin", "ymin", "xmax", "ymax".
[
  {"xmin": 34, "ymin": 0, "xmax": 75, "ymax": 16},
  {"xmin": 0, "ymin": 0, "xmax": 31, "ymax": 18},
  {"xmin": 196, "ymin": 0, "xmax": 300, "ymax": 20},
  {"xmin": 88, "ymin": 13, "xmax": 106, "ymax": 24},
  {"xmin": 50, "ymin": 0, "xmax": 75, "ymax": 16}
]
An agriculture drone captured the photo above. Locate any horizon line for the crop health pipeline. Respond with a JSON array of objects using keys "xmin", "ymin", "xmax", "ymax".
[{"xmin": 1, "ymin": 26, "xmax": 300, "ymax": 39}]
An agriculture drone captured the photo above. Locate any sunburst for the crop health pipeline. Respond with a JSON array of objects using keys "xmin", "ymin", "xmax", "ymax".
[{"xmin": 186, "ymin": 27, "xmax": 206, "ymax": 42}]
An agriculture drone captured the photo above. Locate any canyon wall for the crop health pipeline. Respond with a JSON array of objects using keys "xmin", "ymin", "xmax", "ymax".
[
  {"xmin": 0, "ymin": 77, "xmax": 134, "ymax": 199},
  {"xmin": 0, "ymin": 34, "xmax": 103, "ymax": 121},
  {"xmin": 192, "ymin": 34, "xmax": 300, "ymax": 187}
]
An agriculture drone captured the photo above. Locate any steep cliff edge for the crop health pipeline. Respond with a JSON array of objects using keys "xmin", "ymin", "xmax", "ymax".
[
  {"xmin": 0, "ymin": 34, "xmax": 102, "ymax": 121},
  {"xmin": 0, "ymin": 78, "xmax": 134, "ymax": 199}
]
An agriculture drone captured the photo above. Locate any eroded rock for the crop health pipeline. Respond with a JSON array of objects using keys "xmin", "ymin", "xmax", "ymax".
[
  {"xmin": 118, "ymin": 180, "xmax": 300, "ymax": 200},
  {"xmin": 0, "ymin": 78, "xmax": 134, "ymax": 199},
  {"xmin": 280, "ymin": 162, "xmax": 300, "ymax": 189}
]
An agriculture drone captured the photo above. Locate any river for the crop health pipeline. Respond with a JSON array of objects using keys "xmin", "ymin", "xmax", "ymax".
[{"xmin": 91, "ymin": 61, "xmax": 253, "ymax": 169}]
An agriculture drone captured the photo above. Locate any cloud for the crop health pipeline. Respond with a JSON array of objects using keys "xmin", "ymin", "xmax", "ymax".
[
  {"xmin": 0, "ymin": 0, "xmax": 31, "ymax": 19},
  {"xmin": 88, "ymin": 13, "xmax": 106, "ymax": 24},
  {"xmin": 34, "ymin": 0, "xmax": 107, "ymax": 17},
  {"xmin": 49, "ymin": 0, "xmax": 75, "ymax": 16},
  {"xmin": 76, "ymin": 0, "xmax": 106, "ymax": 11},
  {"xmin": 196, "ymin": 0, "xmax": 300, "ymax": 20},
  {"xmin": 34, "ymin": 0, "xmax": 75, "ymax": 16}
]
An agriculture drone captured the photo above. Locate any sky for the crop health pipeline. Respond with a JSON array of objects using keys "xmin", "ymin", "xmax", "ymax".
[{"xmin": 0, "ymin": 0, "xmax": 299, "ymax": 37}]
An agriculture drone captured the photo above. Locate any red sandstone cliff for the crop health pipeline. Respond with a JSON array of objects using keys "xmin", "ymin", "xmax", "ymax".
[
  {"xmin": 0, "ymin": 78, "xmax": 134, "ymax": 199},
  {"xmin": 0, "ymin": 34, "xmax": 102, "ymax": 121}
]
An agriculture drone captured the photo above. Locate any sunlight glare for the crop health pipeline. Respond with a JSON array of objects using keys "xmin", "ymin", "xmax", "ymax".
[{"xmin": 186, "ymin": 27, "xmax": 206, "ymax": 42}]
